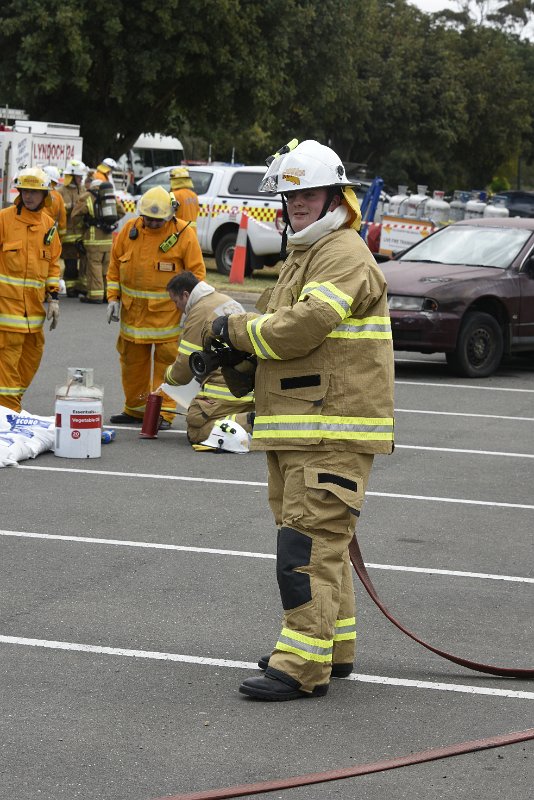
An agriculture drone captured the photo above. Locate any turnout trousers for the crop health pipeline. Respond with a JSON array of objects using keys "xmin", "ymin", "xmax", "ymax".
[
  {"xmin": 80, "ymin": 245, "xmax": 110, "ymax": 302},
  {"xmin": 186, "ymin": 397, "xmax": 253, "ymax": 444},
  {"xmin": 0, "ymin": 329, "xmax": 45, "ymax": 411},
  {"xmin": 266, "ymin": 449, "xmax": 374, "ymax": 693},
  {"xmin": 116, "ymin": 336, "xmax": 178, "ymax": 422}
]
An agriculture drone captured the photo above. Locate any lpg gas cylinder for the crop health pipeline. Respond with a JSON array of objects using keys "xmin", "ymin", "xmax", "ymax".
[{"xmin": 55, "ymin": 368, "xmax": 103, "ymax": 458}]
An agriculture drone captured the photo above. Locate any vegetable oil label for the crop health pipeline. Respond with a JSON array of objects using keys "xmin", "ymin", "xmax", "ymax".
[{"xmin": 54, "ymin": 397, "xmax": 103, "ymax": 459}]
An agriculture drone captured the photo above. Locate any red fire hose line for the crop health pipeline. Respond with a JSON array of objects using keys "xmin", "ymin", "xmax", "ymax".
[
  {"xmin": 151, "ymin": 534, "xmax": 534, "ymax": 800},
  {"xmin": 155, "ymin": 728, "xmax": 534, "ymax": 800}
]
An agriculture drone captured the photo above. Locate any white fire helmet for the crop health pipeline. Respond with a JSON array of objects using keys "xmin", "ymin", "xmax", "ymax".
[
  {"xmin": 194, "ymin": 419, "xmax": 251, "ymax": 454},
  {"xmin": 42, "ymin": 165, "xmax": 61, "ymax": 185},
  {"xmin": 64, "ymin": 159, "xmax": 87, "ymax": 176},
  {"xmin": 259, "ymin": 139, "xmax": 353, "ymax": 195},
  {"xmin": 103, "ymin": 157, "xmax": 117, "ymax": 169}
]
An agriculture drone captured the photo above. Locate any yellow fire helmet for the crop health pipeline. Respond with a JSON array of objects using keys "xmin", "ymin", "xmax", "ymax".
[
  {"xmin": 14, "ymin": 167, "xmax": 51, "ymax": 192},
  {"xmin": 138, "ymin": 186, "xmax": 176, "ymax": 220},
  {"xmin": 170, "ymin": 166, "xmax": 194, "ymax": 190}
]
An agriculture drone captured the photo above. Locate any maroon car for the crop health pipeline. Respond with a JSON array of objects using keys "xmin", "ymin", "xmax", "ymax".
[{"xmin": 380, "ymin": 217, "xmax": 534, "ymax": 377}]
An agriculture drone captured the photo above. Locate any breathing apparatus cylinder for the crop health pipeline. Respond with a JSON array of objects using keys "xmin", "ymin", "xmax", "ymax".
[{"xmin": 94, "ymin": 181, "xmax": 119, "ymax": 225}]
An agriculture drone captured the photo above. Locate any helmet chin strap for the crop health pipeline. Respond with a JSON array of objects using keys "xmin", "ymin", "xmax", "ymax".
[{"xmin": 280, "ymin": 187, "xmax": 342, "ymax": 260}]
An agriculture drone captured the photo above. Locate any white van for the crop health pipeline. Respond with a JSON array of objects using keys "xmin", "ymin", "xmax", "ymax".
[{"xmin": 116, "ymin": 134, "xmax": 184, "ymax": 186}]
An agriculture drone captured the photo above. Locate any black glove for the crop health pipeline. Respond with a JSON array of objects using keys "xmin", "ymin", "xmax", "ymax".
[
  {"xmin": 221, "ymin": 356, "xmax": 257, "ymax": 398},
  {"xmin": 211, "ymin": 315, "xmax": 231, "ymax": 345}
]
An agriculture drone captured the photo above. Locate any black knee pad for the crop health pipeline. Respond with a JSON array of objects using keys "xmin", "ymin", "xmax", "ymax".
[{"xmin": 276, "ymin": 527, "xmax": 312, "ymax": 610}]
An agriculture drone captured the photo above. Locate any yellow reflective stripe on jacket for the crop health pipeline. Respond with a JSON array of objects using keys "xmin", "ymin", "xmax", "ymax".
[
  {"xmin": 334, "ymin": 617, "xmax": 356, "ymax": 641},
  {"xmin": 299, "ymin": 281, "xmax": 353, "ymax": 319},
  {"xmin": 119, "ymin": 321, "xmax": 181, "ymax": 341},
  {"xmin": 253, "ymin": 414, "xmax": 394, "ymax": 441},
  {"xmin": 0, "ymin": 274, "xmax": 45, "ymax": 290},
  {"xmin": 276, "ymin": 627, "xmax": 333, "ymax": 663},
  {"xmin": 198, "ymin": 382, "xmax": 254, "ymax": 403},
  {"xmin": 178, "ymin": 338, "xmax": 202, "ymax": 356},
  {"xmin": 107, "ymin": 280, "xmax": 120, "ymax": 293},
  {"xmin": 0, "ymin": 313, "xmax": 44, "ymax": 331},
  {"xmin": 327, "ymin": 315, "xmax": 392, "ymax": 340},
  {"xmin": 246, "ymin": 314, "xmax": 281, "ymax": 360},
  {"xmin": 0, "ymin": 385, "xmax": 26, "ymax": 395},
  {"xmin": 121, "ymin": 285, "xmax": 169, "ymax": 300}
]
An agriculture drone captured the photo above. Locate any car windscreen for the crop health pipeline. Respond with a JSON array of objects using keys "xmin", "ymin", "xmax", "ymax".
[
  {"xmin": 228, "ymin": 171, "xmax": 275, "ymax": 197},
  {"xmin": 189, "ymin": 171, "xmax": 213, "ymax": 195},
  {"xmin": 399, "ymin": 225, "xmax": 533, "ymax": 269}
]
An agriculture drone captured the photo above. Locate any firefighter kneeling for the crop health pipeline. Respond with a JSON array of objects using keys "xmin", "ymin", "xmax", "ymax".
[{"xmin": 164, "ymin": 271, "xmax": 255, "ymax": 452}]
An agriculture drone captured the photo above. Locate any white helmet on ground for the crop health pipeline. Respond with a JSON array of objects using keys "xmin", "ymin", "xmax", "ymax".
[
  {"xmin": 193, "ymin": 419, "xmax": 252, "ymax": 454},
  {"xmin": 259, "ymin": 139, "xmax": 353, "ymax": 194}
]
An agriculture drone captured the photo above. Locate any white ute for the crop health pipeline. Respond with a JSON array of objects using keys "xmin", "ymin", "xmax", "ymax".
[{"xmin": 132, "ymin": 164, "xmax": 284, "ymax": 274}]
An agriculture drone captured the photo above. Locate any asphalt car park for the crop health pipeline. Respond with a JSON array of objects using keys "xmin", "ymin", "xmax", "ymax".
[{"xmin": 1, "ymin": 296, "xmax": 533, "ymax": 800}]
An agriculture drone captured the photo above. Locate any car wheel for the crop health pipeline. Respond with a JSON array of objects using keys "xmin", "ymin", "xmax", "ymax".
[
  {"xmin": 446, "ymin": 312, "xmax": 503, "ymax": 378},
  {"xmin": 214, "ymin": 232, "xmax": 253, "ymax": 276}
]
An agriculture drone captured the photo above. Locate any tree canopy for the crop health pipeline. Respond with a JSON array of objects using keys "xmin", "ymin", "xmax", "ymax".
[{"xmin": 1, "ymin": 0, "xmax": 534, "ymax": 191}]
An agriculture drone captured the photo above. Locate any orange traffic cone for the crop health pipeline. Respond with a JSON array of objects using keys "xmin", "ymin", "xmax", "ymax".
[{"xmin": 229, "ymin": 212, "xmax": 248, "ymax": 284}]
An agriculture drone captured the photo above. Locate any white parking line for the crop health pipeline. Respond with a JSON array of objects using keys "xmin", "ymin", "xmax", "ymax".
[
  {"xmin": 17, "ymin": 466, "xmax": 534, "ymax": 510},
  {"xmin": 396, "ymin": 408, "xmax": 534, "ymax": 422},
  {"xmin": 1, "ymin": 530, "xmax": 532, "ymax": 584},
  {"xmin": 397, "ymin": 380, "xmax": 534, "ymax": 393},
  {"xmin": 396, "ymin": 445, "xmax": 534, "ymax": 458},
  {"xmin": 0, "ymin": 635, "xmax": 532, "ymax": 700}
]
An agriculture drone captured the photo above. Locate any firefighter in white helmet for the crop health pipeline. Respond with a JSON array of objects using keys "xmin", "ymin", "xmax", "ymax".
[
  {"xmin": 170, "ymin": 167, "xmax": 200, "ymax": 228},
  {"xmin": 94, "ymin": 157, "xmax": 117, "ymax": 188},
  {"xmin": 58, "ymin": 158, "xmax": 86, "ymax": 296},
  {"xmin": 107, "ymin": 186, "xmax": 205, "ymax": 429},
  {"xmin": 0, "ymin": 167, "xmax": 61, "ymax": 411},
  {"xmin": 71, "ymin": 179, "xmax": 124, "ymax": 303},
  {"xmin": 203, "ymin": 140, "xmax": 395, "ymax": 700},
  {"xmin": 163, "ymin": 270, "xmax": 254, "ymax": 448}
]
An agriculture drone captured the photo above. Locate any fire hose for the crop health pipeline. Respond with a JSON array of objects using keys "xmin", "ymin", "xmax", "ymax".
[{"xmin": 152, "ymin": 534, "xmax": 534, "ymax": 800}]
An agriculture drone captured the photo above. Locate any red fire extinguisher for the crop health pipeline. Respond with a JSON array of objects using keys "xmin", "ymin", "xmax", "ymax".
[{"xmin": 139, "ymin": 392, "xmax": 163, "ymax": 439}]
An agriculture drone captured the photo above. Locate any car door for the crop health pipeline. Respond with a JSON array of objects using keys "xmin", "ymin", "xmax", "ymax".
[{"xmin": 517, "ymin": 250, "xmax": 534, "ymax": 346}]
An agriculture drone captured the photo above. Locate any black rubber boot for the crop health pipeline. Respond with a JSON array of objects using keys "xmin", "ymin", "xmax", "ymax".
[
  {"xmin": 257, "ymin": 654, "xmax": 353, "ymax": 678},
  {"xmin": 109, "ymin": 412, "xmax": 143, "ymax": 424},
  {"xmin": 239, "ymin": 667, "xmax": 328, "ymax": 701}
]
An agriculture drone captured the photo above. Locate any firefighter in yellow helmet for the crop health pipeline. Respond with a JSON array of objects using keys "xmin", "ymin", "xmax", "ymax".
[
  {"xmin": 0, "ymin": 167, "xmax": 61, "ymax": 411},
  {"xmin": 107, "ymin": 186, "xmax": 206, "ymax": 429},
  {"xmin": 170, "ymin": 167, "xmax": 200, "ymax": 228},
  {"xmin": 57, "ymin": 158, "xmax": 86, "ymax": 296},
  {"xmin": 203, "ymin": 140, "xmax": 394, "ymax": 700}
]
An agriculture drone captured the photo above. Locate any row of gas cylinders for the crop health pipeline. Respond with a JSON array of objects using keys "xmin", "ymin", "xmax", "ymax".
[{"xmin": 387, "ymin": 185, "xmax": 509, "ymax": 225}]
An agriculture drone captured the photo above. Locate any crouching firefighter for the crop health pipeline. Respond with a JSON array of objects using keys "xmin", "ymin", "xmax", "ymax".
[
  {"xmin": 71, "ymin": 180, "xmax": 123, "ymax": 303},
  {"xmin": 164, "ymin": 271, "xmax": 255, "ymax": 451},
  {"xmin": 203, "ymin": 140, "xmax": 395, "ymax": 701}
]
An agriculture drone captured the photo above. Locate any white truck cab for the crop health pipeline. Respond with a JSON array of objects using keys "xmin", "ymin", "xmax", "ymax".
[
  {"xmin": 116, "ymin": 134, "xmax": 185, "ymax": 186},
  {"xmin": 133, "ymin": 163, "xmax": 284, "ymax": 274}
]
